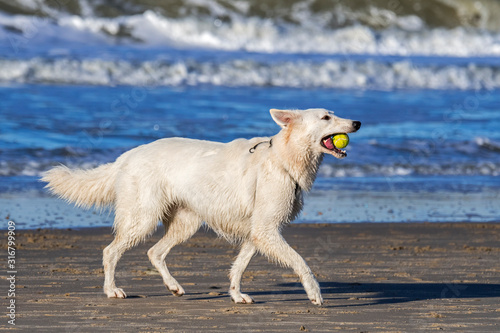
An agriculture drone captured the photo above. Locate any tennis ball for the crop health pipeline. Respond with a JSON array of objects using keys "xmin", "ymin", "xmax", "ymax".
[{"xmin": 332, "ymin": 133, "xmax": 349, "ymax": 149}]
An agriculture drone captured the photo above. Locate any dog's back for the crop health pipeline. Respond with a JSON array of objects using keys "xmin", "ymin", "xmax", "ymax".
[{"xmin": 113, "ymin": 136, "xmax": 282, "ymax": 241}]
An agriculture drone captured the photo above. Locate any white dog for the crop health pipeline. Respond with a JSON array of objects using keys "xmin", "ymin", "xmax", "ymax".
[{"xmin": 43, "ymin": 108, "xmax": 361, "ymax": 305}]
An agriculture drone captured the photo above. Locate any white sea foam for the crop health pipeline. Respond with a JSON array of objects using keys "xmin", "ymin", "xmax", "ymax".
[
  {"xmin": 319, "ymin": 161, "xmax": 500, "ymax": 178},
  {"xmin": 1, "ymin": 57, "xmax": 499, "ymax": 90},
  {"xmin": 40, "ymin": 12, "xmax": 500, "ymax": 56},
  {"xmin": 2, "ymin": 8, "xmax": 500, "ymax": 57},
  {"xmin": 3, "ymin": 156, "xmax": 500, "ymax": 178}
]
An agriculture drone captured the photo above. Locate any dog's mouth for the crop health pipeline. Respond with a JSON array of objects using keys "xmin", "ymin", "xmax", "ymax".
[{"xmin": 321, "ymin": 134, "xmax": 347, "ymax": 159}]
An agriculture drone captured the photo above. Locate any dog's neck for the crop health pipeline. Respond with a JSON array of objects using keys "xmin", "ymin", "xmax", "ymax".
[{"xmin": 271, "ymin": 129, "xmax": 324, "ymax": 192}]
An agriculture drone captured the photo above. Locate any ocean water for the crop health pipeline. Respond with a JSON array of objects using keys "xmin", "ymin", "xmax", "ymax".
[{"xmin": 1, "ymin": 0, "xmax": 499, "ymax": 229}]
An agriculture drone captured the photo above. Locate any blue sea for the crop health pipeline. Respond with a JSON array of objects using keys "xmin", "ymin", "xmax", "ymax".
[{"xmin": 1, "ymin": 0, "xmax": 499, "ymax": 229}]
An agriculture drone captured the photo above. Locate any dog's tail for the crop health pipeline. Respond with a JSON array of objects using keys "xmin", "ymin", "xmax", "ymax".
[{"xmin": 41, "ymin": 163, "xmax": 117, "ymax": 209}]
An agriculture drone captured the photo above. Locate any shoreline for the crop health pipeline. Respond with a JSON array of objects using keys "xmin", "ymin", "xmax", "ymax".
[
  {"xmin": 8, "ymin": 220, "xmax": 500, "ymax": 232},
  {"xmin": 2, "ymin": 190, "xmax": 499, "ymax": 230},
  {"xmin": 2, "ymin": 222, "xmax": 499, "ymax": 331}
]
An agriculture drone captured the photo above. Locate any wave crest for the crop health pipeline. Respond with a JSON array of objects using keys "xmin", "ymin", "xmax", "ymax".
[
  {"xmin": 1, "ymin": 3, "xmax": 500, "ymax": 57},
  {"xmin": 1, "ymin": 57, "xmax": 499, "ymax": 90}
]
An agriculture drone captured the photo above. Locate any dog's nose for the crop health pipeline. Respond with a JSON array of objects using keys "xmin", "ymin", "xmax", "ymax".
[{"xmin": 352, "ymin": 121, "xmax": 361, "ymax": 131}]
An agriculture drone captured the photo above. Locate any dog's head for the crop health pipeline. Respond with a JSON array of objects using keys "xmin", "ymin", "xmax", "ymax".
[{"xmin": 270, "ymin": 108, "xmax": 361, "ymax": 159}]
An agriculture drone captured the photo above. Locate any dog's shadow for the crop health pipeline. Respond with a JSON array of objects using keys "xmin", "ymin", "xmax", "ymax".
[
  {"xmin": 186, "ymin": 281, "xmax": 500, "ymax": 307},
  {"xmin": 261, "ymin": 281, "xmax": 500, "ymax": 307}
]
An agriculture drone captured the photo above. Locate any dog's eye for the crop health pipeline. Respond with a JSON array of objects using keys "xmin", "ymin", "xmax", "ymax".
[{"xmin": 321, "ymin": 115, "xmax": 331, "ymax": 121}]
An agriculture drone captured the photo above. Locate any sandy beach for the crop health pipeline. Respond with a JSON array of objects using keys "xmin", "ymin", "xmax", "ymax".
[{"xmin": 2, "ymin": 222, "xmax": 499, "ymax": 332}]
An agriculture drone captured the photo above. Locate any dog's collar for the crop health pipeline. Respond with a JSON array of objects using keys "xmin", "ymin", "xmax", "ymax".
[{"xmin": 249, "ymin": 139, "xmax": 273, "ymax": 153}]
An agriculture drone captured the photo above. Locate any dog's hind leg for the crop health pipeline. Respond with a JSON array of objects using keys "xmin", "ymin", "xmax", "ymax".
[
  {"xmin": 229, "ymin": 242, "xmax": 256, "ymax": 304},
  {"xmin": 102, "ymin": 235, "xmax": 132, "ymax": 298},
  {"xmin": 103, "ymin": 200, "xmax": 161, "ymax": 298},
  {"xmin": 147, "ymin": 209, "xmax": 202, "ymax": 296},
  {"xmin": 253, "ymin": 231, "xmax": 323, "ymax": 306}
]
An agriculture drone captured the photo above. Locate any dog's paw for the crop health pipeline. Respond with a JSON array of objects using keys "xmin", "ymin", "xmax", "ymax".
[
  {"xmin": 303, "ymin": 277, "xmax": 323, "ymax": 306},
  {"xmin": 166, "ymin": 284, "xmax": 185, "ymax": 297},
  {"xmin": 231, "ymin": 293, "xmax": 254, "ymax": 304},
  {"xmin": 308, "ymin": 288, "xmax": 323, "ymax": 306},
  {"xmin": 105, "ymin": 287, "xmax": 127, "ymax": 299},
  {"xmin": 310, "ymin": 296, "xmax": 324, "ymax": 306}
]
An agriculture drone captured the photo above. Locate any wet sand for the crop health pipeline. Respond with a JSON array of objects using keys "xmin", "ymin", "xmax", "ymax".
[{"xmin": 3, "ymin": 223, "xmax": 500, "ymax": 332}]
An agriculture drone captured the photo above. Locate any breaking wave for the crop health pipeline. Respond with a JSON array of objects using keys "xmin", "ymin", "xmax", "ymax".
[
  {"xmin": 1, "ymin": 57, "xmax": 500, "ymax": 89},
  {"xmin": 2, "ymin": 0, "xmax": 500, "ymax": 90},
  {"xmin": 3, "ymin": 137, "xmax": 500, "ymax": 178},
  {"xmin": 4, "ymin": 158, "xmax": 500, "ymax": 179},
  {"xmin": 1, "ymin": 0, "xmax": 500, "ymax": 57},
  {"xmin": 320, "ymin": 161, "xmax": 500, "ymax": 178}
]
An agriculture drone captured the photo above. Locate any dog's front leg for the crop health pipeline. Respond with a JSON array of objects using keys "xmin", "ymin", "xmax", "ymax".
[
  {"xmin": 253, "ymin": 230, "xmax": 323, "ymax": 305},
  {"xmin": 229, "ymin": 242, "xmax": 256, "ymax": 304}
]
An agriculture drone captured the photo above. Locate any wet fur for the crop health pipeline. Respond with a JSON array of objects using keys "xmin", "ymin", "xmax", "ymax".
[{"xmin": 42, "ymin": 108, "xmax": 361, "ymax": 305}]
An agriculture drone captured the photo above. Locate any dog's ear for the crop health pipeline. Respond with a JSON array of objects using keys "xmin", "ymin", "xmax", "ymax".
[{"xmin": 270, "ymin": 109, "xmax": 300, "ymax": 128}]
